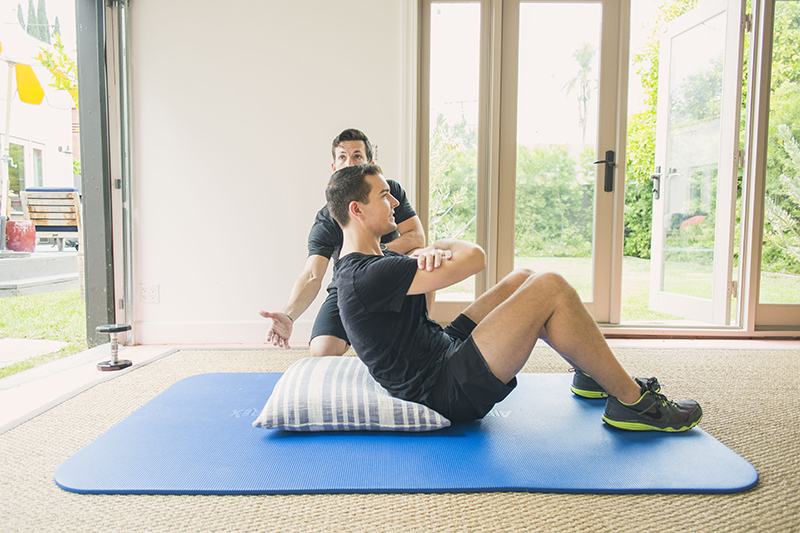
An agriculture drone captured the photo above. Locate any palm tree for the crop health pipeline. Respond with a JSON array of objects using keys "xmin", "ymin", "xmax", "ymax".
[{"xmin": 563, "ymin": 42, "xmax": 596, "ymax": 145}]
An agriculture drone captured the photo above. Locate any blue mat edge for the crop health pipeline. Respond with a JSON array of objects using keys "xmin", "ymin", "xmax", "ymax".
[
  {"xmin": 54, "ymin": 484, "xmax": 760, "ymax": 496},
  {"xmin": 53, "ymin": 372, "xmax": 759, "ymax": 496}
]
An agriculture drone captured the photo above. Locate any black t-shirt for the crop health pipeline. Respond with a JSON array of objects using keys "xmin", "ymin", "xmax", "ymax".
[
  {"xmin": 336, "ymin": 251, "xmax": 454, "ymax": 402},
  {"xmin": 307, "ymin": 179, "xmax": 416, "ymax": 265}
]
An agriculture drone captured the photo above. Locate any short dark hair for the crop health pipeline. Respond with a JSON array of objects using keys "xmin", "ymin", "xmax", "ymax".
[
  {"xmin": 326, "ymin": 164, "xmax": 383, "ymax": 227},
  {"xmin": 331, "ymin": 128, "xmax": 374, "ymax": 162}
]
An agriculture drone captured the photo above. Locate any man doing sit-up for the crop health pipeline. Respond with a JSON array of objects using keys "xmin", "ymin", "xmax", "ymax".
[{"xmin": 327, "ymin": 164, "xmax": 702, "ymax": 431}]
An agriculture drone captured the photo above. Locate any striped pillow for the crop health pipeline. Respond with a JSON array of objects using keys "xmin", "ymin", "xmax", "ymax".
[{"xmin": 253, "ymin": 356, "xmax": 450, "ymax": 432}]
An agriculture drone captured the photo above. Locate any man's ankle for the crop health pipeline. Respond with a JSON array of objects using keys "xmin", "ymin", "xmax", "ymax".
[{"xmin": 616, "ymin": 380, "xmax": 644, "ymax": 405}]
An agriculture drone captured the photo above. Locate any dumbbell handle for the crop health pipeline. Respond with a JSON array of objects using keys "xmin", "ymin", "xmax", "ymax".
[
  {"xmin": 96, "ymin": 324, "xmax": 132, "ymax": 363},
  {"xmin": 109, "ymin": 333, "xmax": 120, "ymax": 363}
]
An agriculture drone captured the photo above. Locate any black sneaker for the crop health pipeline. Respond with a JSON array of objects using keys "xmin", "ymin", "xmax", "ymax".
[
  {"xmin": 570, "ymin": 369, "xmax": 608, "ymax": 399},
  {"xmin": 602, "ymin": 377, "xmax": 702, "ymax": 432}
]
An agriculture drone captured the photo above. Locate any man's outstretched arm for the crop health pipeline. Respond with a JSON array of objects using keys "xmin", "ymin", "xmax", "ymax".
[
  {"xmin": 384, "ymin": 216, "xmax": 426, "ymax": 255},
  {"xmin": 407, "ymin": 240, "xmax": 485, "ymax": 296},
  {"xmin": 260, "ymin": 254, "xmax": 330, "ymax": 348}
]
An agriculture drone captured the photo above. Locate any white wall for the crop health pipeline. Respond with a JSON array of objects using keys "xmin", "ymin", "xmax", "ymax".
[{"xmin": 129, "ymin": 0, "xmax": 414, "ymax": 344}]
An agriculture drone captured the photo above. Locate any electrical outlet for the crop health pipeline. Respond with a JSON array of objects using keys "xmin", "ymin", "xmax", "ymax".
[{"xmin": 140, "ymin": 284, "xmax": 160, "ymax": 304}]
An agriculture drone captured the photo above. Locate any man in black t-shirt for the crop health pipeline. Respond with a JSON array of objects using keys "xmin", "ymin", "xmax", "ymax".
[
  {"xmin": 259, "ymin": 129, "xmax": 425, "ymax": 357},
  {"xmin": 328, "ymin": 164, "xmax": 703, "ymax": 432}
]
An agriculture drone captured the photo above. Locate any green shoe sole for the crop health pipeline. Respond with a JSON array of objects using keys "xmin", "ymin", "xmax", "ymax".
[
  {"xmin": 570, "ymin": 385, "xmax": 608, "ymax": 399},
  {"xmin": 601, "ymin": 413, "xmax": 703, "ymax": 432}
]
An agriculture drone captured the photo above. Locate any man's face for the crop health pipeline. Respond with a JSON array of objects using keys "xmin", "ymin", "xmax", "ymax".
[
  {"xmin": 332, "ymin": 140, "xmax": 371, "ymax": 171},
  {"xmin": 361, "ymin": 173, "xmax": 399, "ymax": 237}
]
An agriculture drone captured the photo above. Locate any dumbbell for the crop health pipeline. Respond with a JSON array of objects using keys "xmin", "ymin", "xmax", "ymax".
[{"xmin": 96, "ymin": 323, "xmax": 132, "ymax": 371}]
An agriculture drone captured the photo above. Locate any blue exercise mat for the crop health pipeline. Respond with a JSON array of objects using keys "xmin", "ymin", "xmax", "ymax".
[{"xmin": 54, "ymin": 373, "xmax": 757, "ymax": 495}]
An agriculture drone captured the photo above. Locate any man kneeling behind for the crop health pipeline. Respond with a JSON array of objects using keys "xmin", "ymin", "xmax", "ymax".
[{"xmin": 327, "ymin": 164, "xmax": 702, "ymax": 431}]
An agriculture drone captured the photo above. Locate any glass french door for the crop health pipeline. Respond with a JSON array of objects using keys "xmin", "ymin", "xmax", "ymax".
[
  {"xmin": 648, "ymin": 0, "xmax": 746, "ymax": 324},
  {"xmin": 423, "ymin": 0, "xmax": 623, "ymax": 323},
  {"xmin": 498, "ymin": 0, "xmax": 623, "ymax": 321}
]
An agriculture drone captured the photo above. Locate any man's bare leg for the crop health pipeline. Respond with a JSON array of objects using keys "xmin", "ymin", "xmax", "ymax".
[
  {"xmin": 460, "ymin": 268, "xmax": 533, "ymax": 324},
  {"xmin": 309, "ymin": 335, "xmax": 349, "ymax": 357},
  {"xmin": 468, "ymin": 270, "xmax": 642, "ymax": 404}
]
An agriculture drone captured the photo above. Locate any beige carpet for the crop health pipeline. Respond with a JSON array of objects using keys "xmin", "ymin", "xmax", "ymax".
[{"xmin": 1, "ymin": 346, "xmax": 798, "ymax": 533}]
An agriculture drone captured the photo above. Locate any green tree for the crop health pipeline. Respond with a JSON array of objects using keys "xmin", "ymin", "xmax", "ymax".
[
  {"xmin": 770, "ymin": 1, "xmax": 800, "ymax": 89},
  {"xmin": 38, "ymin": 31, "xmax": 79, "ymax": 108},
  {"xmin": 625, "ymin": 0, "xmax": 800, "ymax": 275},
  {"xmin": 515, "ymin": 144, "xmax": 593, "ymax": 257},
  {"xmin": 764, "ymin": 124, "xmax": 800, "ymax": 271},
  {"xmin": 36, "ymin": 0, "xmax": 50, "ymax": 44},
  {"xmin": 7, "ymin": 144, "xmax": 25, "ymax": 196},
  {"xmin": 429, "ymin": 115, "xmax": 594, "ymax": 258},
  {"xmin": 669, "ymin": 54, "xmax": 724, "ymax": 125},
  {"xmin": 17, "ymin": 0, "xmax": 53, "ymax": 44},
  {"xmin": 16, "ymin": 4, "xmax": 25, "ymax": 29},
  {"xmin": 625, "ymin": 0, "xmax": 701, "ymax": 260},
  {"xmin": 765, "ymin": 83, "xmax": 800, "ymax": 208},
  {"xmin": 428, "ymin": 115, "xmax": 478, "ymax": 244},
  {"xmin": 763, "ymin": 0, "xmax": 800, "ymax": 208},
  {"xmin": 26, "ymin": 0, "xmax": 38, "ymax": 39},
  {"xmin": 16, "ymin": 0, "xmax": 79, "ymax": 109},
  {"xmin": 760, "ymin": 1, "xmax": 800, "ymax": 273}
]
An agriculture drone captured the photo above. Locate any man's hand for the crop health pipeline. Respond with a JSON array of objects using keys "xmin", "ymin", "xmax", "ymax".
[
  {"xmin": 407, "ymin": 240, "xmax": 485, "ymax": 296},
  {"xmin": 260, "ymin": 310, "xmax": 293, "ymax": 349},
  {"xmin": 410, "ymin": 247, "xmax": 452, "ymax": 271}
]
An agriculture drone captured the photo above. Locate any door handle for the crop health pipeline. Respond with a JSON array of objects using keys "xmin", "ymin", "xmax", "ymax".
[
  {"xmin": 593, "ymin": 150, "xmax": 615, "ymax": 192},
  {"xmin": 651, "ymin": 166, "xmax": 661, "ymax": 200}
]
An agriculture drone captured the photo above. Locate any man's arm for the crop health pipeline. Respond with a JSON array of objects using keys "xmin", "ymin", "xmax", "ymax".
[
  {"xmin": 384, "ymin": 216, "xmax": 426, "ymax": 255},
  {"xmin": 407, "ymin": 240, "xmax": 485, "ymax": 296},
  {"xmin": 260, "ymin": 254, "xmax": 330, "ymax": 348}
]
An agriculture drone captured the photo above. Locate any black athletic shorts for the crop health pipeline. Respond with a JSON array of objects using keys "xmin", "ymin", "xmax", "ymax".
[
  {"xmin": 425, "ymin": 314, "xmax": 517, "ymax": 422},
  {"xmin": 310, "ymin": 288, "xmax": 349, "ymax": 344}
]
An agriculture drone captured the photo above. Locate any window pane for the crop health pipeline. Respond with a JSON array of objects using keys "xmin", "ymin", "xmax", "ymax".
[
  {"xmin": 659, "ymin": 13, "xmax": 725, "ymax": 301},
  {"xmin": 33, "ymin": 147, "xmax": 43, "ymax": 187},
  {"xmin": 7, "ymin": 143, "xmax": 25, "ymax": 215},
  {"xmin": 759, "ymin": 0, "xmax": 800, "ymax": 304},
  {"xmin": 514, "ymin": 2, "xmax": 602, "ymax": 301},
  {"xmin": 429, "ymin": 2, "xmax": 481, "ymax": 300}
]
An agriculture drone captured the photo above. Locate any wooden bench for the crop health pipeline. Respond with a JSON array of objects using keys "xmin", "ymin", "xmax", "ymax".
[{"xmin": 20, "ymin": 187, "xmax": 82, "ymax": 251}]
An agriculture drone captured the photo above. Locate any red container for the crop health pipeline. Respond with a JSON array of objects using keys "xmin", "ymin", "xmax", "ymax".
[{"xmin": 5, "ymin": 220, "xmax": 36, "ymax": 253}]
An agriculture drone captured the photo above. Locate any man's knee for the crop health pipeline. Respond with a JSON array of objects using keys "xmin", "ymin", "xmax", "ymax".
[
  {"xmin": 521, "ymin": 271, "xmax": 574, "ymax": 297},
  {"xmin": 309, "ymin": 335, "xmax": 348, "ymax": 357},
  {"xmin": 504, "ymin": 267, "xmax": 535, "ymax": 287},
  {"xmin": 512, "ymin": 267, "xmax": 535, "ymax": 279},
  {"xmin": 505, "ymin": 268, "xmax": 560, "ymax": 288}
]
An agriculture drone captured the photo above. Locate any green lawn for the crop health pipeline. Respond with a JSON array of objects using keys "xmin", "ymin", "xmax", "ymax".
[
  {"xmin": 0, "ymin": 289, "xmax": 87, "ymax": 379},
  {"xmin": 620, "ymin": 257, "xmax": 691, "ymax": 322},
  {"xmin": 517, "ymin": 256, "xmax": 682, "ymax": 322},
  {"xmin": 439, "ymin": 255, "xmax": 800, "ymax": 322},
  {"xmin": 759, "ymin": 270, "xmax": 800, "ymax": 304}
]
